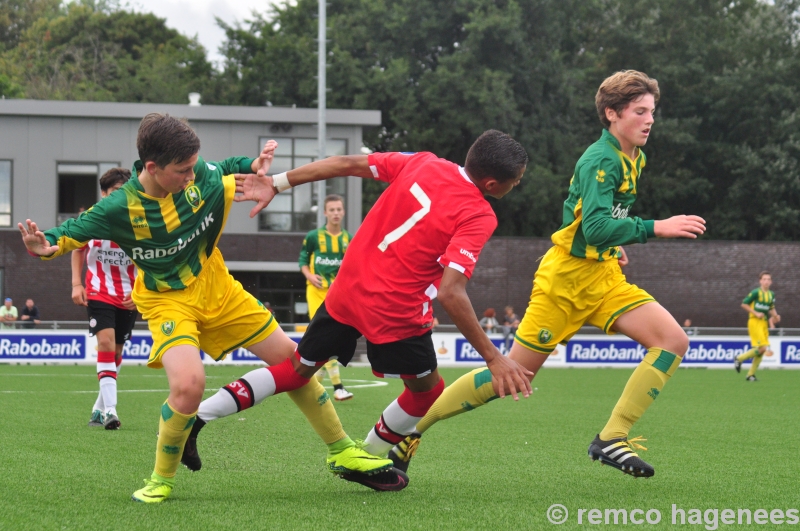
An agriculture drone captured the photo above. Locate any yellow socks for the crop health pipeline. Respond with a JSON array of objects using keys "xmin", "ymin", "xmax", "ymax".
[
  {"xmin": 736, "ymin": 348, "xmax": 758, "ymax": 363},
  {"xmin": 287, "ymin": 378, "xmax": 347, "ymax": 445},
  {"xmin": 747, "ymin": 353, "xmax": 763, "ymax": 377},
  {"xmin": 154, "ymin": 401, "xmax": 196, "ymax": 480},
  {"xmin": 599, "ymin": 348, "xmax": 681, "ymax": 441},
  {"xmin": 416, "ymin": 368, "xmax": 497, "ymax": 433},
  {"xmin": 323, "ymin": 360, "xmax": 342, "ymax": 386}
]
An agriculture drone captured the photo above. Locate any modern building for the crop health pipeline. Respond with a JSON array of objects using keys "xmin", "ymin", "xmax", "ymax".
[{"xmin": 0, "ymin": 99, "xmax": 380, "ymax": 323}]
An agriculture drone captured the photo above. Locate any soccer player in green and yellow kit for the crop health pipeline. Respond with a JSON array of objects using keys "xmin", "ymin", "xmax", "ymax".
[
  {"xmin": 389, "ymin": 70, "xmax": 707, "ymax": 479},
  {"xmin": 735, "ymin": 271, "xmax": 780, "ymax": 381},
  {"xmin": 299, "ymin": 194, "xmax": 354, "ymax": 401},
  {"xmin": 19, "ymin": 114, "xmax": 393, "ymax": 503}
]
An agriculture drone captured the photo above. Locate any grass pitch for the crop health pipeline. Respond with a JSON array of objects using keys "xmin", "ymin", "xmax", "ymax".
[{"xmin": 0, "ymin": 364, "xmax": 797, "ymax": 530}]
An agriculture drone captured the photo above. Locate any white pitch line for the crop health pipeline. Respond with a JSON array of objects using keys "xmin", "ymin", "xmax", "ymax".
[{"xmin": 0, "ymin": 379, "xmax": 388, "ymax": 394}]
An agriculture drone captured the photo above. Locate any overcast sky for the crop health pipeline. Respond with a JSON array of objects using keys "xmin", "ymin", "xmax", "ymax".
[{"xmin": 128, "ymin": 0, "xmax": 286, "ymax": 65}]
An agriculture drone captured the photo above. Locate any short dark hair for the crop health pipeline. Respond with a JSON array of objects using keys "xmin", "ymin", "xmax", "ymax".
[
  {"xmin": 99, "ymin": 167, "xmax": 131, "ymax": 192},
  {"xmin": 759, "ymin": 271, "xmax": 771, "ymax": 279},
  {"xmin": 464, "ymin": 130, "xmax": 528, "ymax": 183},
  {"xmin": 324, "ymin": 194, "xmax": 345, "ymax": 208},
  {"xmin": 136, "ymin": 113, "xmax": 200, "ymax": 167}
]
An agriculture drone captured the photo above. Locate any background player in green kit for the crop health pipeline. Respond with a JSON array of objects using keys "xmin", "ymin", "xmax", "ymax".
[
  {"xmin": 19, "ymin": 114, "xmax": 393, "ymax": 503},
  {"xmin": 299, "ymin": 194, "xmax": 354, "ymax": 401},
  {"xmin": 735, "ymin": 271, "xmax": 780, "ymax": 381},
  {"xmin": 389, "ymin": 70, "xmax": 707, "ymax": 479}
]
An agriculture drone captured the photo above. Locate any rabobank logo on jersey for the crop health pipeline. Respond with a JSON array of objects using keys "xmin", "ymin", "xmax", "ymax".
[
  {"xmin": 781, "ymin": 342, "xmax": 800, "ymax": 364},
  {"xmin": 455, "ymin": 338, "xmax": 509, "ymax": 361},
  {"xmin": 683, "ymin": 341, "xmax": 751, "ymax": 363},
  {"xmin": 0, "ymin": 334, "xmax": 85, "ymax": 359},
  {"xmin": 567, "ymin": 340, "xmax": 646, "ymax": 363}
]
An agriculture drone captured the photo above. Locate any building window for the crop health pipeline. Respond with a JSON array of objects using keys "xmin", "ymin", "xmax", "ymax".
[
  {"xmin": 0, "ymin": 161, "xmax": 12, "ymax": 227},
  {"xmin": 57, "ymin": 163, "xmax": 119, "ymax": 223},
  {"xmin": 257, "ymin": 137, "xmax": 347, "ymax": 232},
  {"xmin": 256, "ymin": 272, "xmax": 308, "ymax": 324}
]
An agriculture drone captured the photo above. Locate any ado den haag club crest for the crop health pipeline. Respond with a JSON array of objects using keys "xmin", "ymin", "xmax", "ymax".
[
  {"xmin": 161, "ymin": 321, "xmax": 175, "ymax": 336},
  {"xmin": 185, "ymin": 185, "xmax": 202, "ymax": 210}
]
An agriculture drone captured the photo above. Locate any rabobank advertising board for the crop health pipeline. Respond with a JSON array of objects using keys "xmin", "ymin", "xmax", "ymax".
[
  {"xmin": 565, "ymin": 339, "xmax": 756, "ymax": 365},
  {"xmin": 0, "ymin": 332, "xmax": 85, "ymax": 360},
  {"xmin": 0, "ymin": 330, "xmax": 795, "ymax": 367},
  {"xmin": 781, "ymin": 341, "xmax": 800, "ymax": 364}
]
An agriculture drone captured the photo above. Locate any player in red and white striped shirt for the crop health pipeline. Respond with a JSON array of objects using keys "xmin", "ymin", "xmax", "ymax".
[{"xmin": 71, "ymin": 168, "xmax": 138, "ymax": 430}]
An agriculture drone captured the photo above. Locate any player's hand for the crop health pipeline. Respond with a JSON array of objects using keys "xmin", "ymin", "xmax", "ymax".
[
  {"xmin": 754, "ymin": 311, "xmax": 765, "ymax": 320},
  {"xmin": 18, "ymin": 219, "xmax": 59, "ymax": 256},
  {"xmin": 71, "ymin": 285, "xmax": 88, "ymax": 306},
  {"xmin": 308, "ymin": 274, "xmax": 323, "ymax": 288},
  {"xmin": 486, "ymin": 353, "xmax": 534, "ymax": 401},
  {"xmin": 773, "ymin": 314, "xmax": 781, "ymax": 323},
  {"xmin": 252, "ymin": 139, "xmax": 278, "ymax": 175},
  {"xmin": 653, "ymin": 215, "xmax": 706, "ymax": 239},
  {"xmin": 121, "ymin": 295, "xmax": 137, "ymax": 311},
  {"xmin": 618, "ymin": 245, "xmax": 629, "ymax": 267},
  {"xmin": 234, "ymin": 173, "xmax": 278, "ymax": 218}
]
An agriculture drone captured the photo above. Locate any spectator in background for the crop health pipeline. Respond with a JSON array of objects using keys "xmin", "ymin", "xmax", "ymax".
[
  {"xmin": 502, "ymin": 306, "xmax": 520, "ymax": 351},
  {"xmin": 683, "ymin": 318, "xmax": 696, "ymax": 336},
  {"xmin": 479, "ymin": 308, "xmax": 499, "ymax": 333},
  {"xmin": 20, "ymin": 299, "xmax": 41, "ymax": 328},
  {"xmin": 0, "ymin": 298, "xmax": 18, "ymax": 329}
]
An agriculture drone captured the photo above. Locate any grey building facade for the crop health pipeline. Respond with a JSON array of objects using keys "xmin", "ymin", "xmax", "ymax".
[{"xmin": 0, "ymin": 99, "xmax": 379, "ymax": 322}]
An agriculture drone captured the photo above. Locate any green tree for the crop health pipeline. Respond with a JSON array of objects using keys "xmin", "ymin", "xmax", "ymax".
[
  {"xmin": 3, "ymin": 0, "xmax": 214, "ymax": 103},
  {"xmin": 0, "ymin": 0, "xmax": 60, "ymax": 52},
  {"xmin": 215, "ymin": 0, "xmax": 800, "ymax": 240}
]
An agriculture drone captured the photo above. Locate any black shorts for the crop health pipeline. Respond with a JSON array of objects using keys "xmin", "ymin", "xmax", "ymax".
[
  {"xmin": 87, "ymin": 300, "xmax": 138, "ymax": 345},
  {"xmin": 296, "ymin": 302, "xmax": 437, "ymax": 379}
]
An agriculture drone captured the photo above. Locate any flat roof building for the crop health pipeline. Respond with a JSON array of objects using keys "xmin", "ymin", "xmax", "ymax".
[{"xmin": 0, "ymin": 99, "xmax": 380, "ymax": 322}]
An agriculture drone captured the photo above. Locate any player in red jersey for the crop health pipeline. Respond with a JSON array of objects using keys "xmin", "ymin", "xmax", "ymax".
[
  {"xmin": 185, "ymin": 130, "xmax": 533, "ymax": 490},
  {"xmin": 71, "ymin": 168, "xmax": 138, "ymax": 430}
]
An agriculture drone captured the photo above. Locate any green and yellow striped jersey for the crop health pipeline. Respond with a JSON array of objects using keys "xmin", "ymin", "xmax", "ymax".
[
  {"xmin": 298, "ymin": 228, "xmax": 351, "ymax": 288},
  {"xmin": 43, "ymin": 155, "xmax": 254, "ymax": 292},
  {"xmin": 551, "ymin": 129, "xmax": 656, "ymax": 261},
  {"xmin": 743, "ymin": 289, "xmax": 775, "ymax": 321}
]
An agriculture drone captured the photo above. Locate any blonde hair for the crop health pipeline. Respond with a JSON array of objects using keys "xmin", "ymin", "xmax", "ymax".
[{"xmin": 595, "ymin": 70, "xmax": 660, "ymax": 128}]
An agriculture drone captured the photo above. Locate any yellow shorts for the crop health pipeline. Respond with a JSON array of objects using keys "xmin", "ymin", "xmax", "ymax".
[
  {"xmin": 133, "ymin": 248, "xmax": 280, "ymax": 368},
  {"xmin": 748, "ymin": 319, "xmax": 769, "ymax": 348},
  {"xmin": 515, "ymin": 246, "xmax": 655, "ymax": 354},
  {"xmin": 306, "ymin": 284, "xmax": 329, "ymax": 319}
]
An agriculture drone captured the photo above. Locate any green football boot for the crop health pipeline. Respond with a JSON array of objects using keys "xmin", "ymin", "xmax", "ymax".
[
  {"xmin": 327, "ymin": 441, "xmax": 393, "ymax": 476},
  {"xmin": 131, "ymin": 478, "xmax": 173, "ymax": 503}
]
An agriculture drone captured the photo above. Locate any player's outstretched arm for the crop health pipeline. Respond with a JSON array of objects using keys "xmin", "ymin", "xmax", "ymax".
[
  {"xmin": 653, "ymin": 215, "xmax": 706, "ymax": 239},
  {"xmin": 235, "ymin": 155, "xmax": 372, "ymax": 218},
  {"xmin": 19, "ymin": 220, "xmax": 59, "ymax": 257},
  {"xmin": 438, "ymin": 267, "xmax": 533, "ymax": 400}
]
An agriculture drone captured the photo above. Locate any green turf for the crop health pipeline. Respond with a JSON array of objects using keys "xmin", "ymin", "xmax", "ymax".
[{"xmin": 0, "ymin": 364, "xmax": 797, "ymax": 530}]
